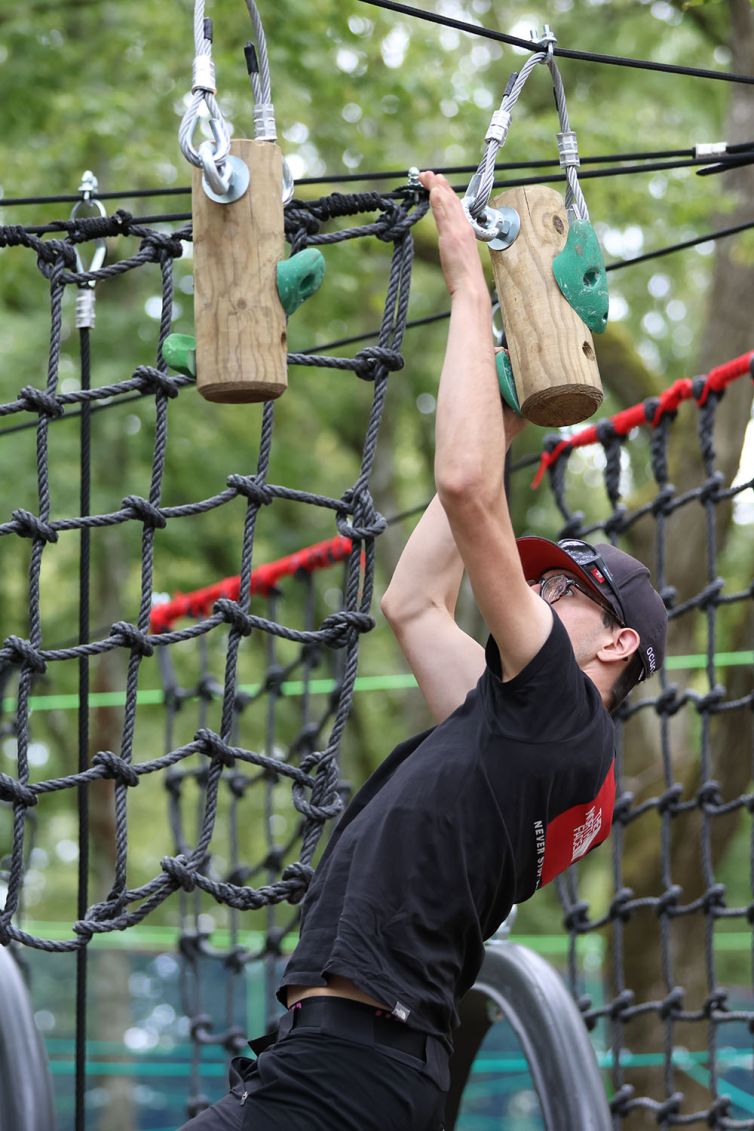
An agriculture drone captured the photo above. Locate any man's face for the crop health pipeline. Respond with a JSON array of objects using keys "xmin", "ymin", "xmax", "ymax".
[{"xmin": 530, "ymin": 569, "xmax": 613, "ymax": 670}]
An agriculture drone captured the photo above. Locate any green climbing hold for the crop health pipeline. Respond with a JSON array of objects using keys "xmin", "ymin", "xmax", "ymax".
[
  {"xmin": 552, "ymin": 219, "xmax": 609, "ymax": 334},
  {"xmin": 277, "ymin": 248, "xmax": 326, "ymax": 316},
  {"xmin": 496, "ymin": 350, "xmax": 521, "ymax": 414},
  {"xmin": 163, "ymin": 333, "xmax": 196, "ymax": 379}
]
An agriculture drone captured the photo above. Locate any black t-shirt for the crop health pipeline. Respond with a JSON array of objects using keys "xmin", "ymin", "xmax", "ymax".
[{"xmin": 278, "ymin": 614, "xmax": 615, "ymax": 1045}]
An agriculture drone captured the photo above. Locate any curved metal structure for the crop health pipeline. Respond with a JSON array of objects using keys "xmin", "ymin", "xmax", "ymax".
[
  {"xmin": 0, "ymin": 944, "xmax": 56, "ymax": 1131},
  {"xmin": 447, "ymin": 941, "xmax": 611, "ymax": 1131}
]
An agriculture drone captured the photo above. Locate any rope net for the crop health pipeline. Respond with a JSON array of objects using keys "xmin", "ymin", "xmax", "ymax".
[
  {"xmin": 541, "ymin": 358, "xmax": 754, "ymax": 1129},
  {"xmin": 0, "ymin": 187, "xmax": 753, "ymax": 1129},
  {"xmin": 0, "ymin": 188, "xmax": 425, "ymax": 1116}
]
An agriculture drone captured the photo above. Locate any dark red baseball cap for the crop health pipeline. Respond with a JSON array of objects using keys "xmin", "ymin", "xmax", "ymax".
[{"xmin": 516, "ymin": 536, "xmax": 668, "ymax": 680}]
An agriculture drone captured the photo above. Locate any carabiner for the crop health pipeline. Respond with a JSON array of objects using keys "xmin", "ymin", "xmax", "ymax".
[{"xmin": 70, "ymin": 171, "xmax": 107, "ymax": 276}]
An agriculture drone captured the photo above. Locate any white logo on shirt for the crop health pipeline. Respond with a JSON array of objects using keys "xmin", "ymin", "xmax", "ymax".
[
  {"xmin": 572, "ymin": 806, "xmax": 602, "ymax": 861},
  {"xmin": 533, "ymin": 819, "xmax": 546, "ymax": 888}
]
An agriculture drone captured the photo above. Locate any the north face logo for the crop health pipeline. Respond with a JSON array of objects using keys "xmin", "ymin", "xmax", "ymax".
[{"xmin": 572, "ymin": 806, "xmax": 602, "ymax": 861}]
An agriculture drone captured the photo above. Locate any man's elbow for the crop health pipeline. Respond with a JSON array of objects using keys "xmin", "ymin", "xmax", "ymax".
[
  {"xmin": 380, "ymin": 586, "xmax": 413, "ymax": 629},
  {"xmin": 436, "ymin": 466, "xmax": 494, "ymax": 518}
]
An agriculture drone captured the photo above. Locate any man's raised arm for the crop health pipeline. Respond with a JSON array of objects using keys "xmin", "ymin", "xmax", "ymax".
[{"xmin": 419, "ymin": 171, "xmax": 552, "ymax": 681}]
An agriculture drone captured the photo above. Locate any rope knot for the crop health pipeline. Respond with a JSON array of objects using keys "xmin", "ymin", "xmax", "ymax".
[
  {"xmin": 281, "ymin": 861, "xmax": 314, "ymax": 888},
  {"xmin": 658, "ymin": 985, "xmax": 684, "ymax": 1019},
  {"xmin": 195, "ymin": 728, "xmax": 236, "ymax": 768},
  {"xmin": 375, "ymin": 206, "xmax": 414, "ymax": 242},
  {"xmin": 609, "ymin": 1085, "xmax": 635, "ymax": 1118},
  {"xmin": 121, "ymin": 495, "xmax": 167, "ymax": 529},
  {"xmin": 654, "ymin": 685, "xmax": 683, "ymax": 717},
  {"xmin": 562, "ymin": 899, "xmax": 590, "ymax": 932},
  {"xmin": 656, "ymin": 884, "xmax": 683, "ymax": 915},
  {"xmin": 703, "ymin": 988, "xmax": 728, "ymax": 1017},
  {"xmin": 595, "ymin": 418, "xmax": 618, "ymax": 445},
  {"xmin": 609, "ymin": 886, "xmax": 634, "ymax": 923},
  {"xmin": 0, "ymin": 636, "xmax": 47, "ymax": 674},
  {"xmin": 0, "ymin": 772, "xmax": 37, "ymax": 808},
  {"xmin": 697, "ymin": 780, "xmax": 722, "ymax": 808},
  {"xmin": 213, "ymin": 598, "xmax": 254, "ymax": 636},
  {"xmin": 657, "ymin": 784, "xmax": 683, "ymax": 815},
  {"xmin": 11, "ymin": 509, "xmax": 58, "ymax": 543},
  {"xmin": 654, "ymin": 1094, "xmax": 682, "ymax": 1122},
  {"xmin": 92, "ymin": 750, "xmax": 140, "ymax": 787},
  {"xmin": 110, "ymin": 621, "xmax": 155, "ymax": 656},
  {"xmin": 608, "ymin": 988, "xmax": 635, "ymax": 1020},
  {"xmin": 226, "ymin": 474, "xmax": 274, "ymax": 506},
  {"xmin": 698, "ymin": 470, "xmax": 725, "ymax": 503},
  {"xmin": 161, "ymin": 853, "xmax": 198, "ymax": 892},
  {"xmin": 602, "ymin": 505, "xmax": 628, "ymax": 536},
  {"xmin": 134, "ymin": 365, "xmax": 182, "ymax": 399},
  {"xmin": 17, "ymin": 385, "xmax": 64, "ymax": 418},
  {"xmin": 650, "ymin": 484, "xmax": 675, "ymax": 516},
  {"xmin": 281, "ymin": 861, "xmax": 315, "ymax": 904},
  {"xmin": 35, "ymin": 238, "xmax": 78, "ymax": 271},
  {"xmin": 189, "ymin": 1014, "xmax": 214, "ymax": 1042},
  {"xmin": 612, "ymin": 789, "xmax": 634, "ymax": 822},
  {"xmin": 354, "ymin": 346, "xmax": 404, "ymax": 380},
  {"xmin": 694, "ymin": 684, "xmax": 726, "ymax": 715},
  {"xmin": 139, "ymin": 231, "xmax": 185, "ymax": 260},
  {"xmin": 336, "ymin": 493, "xmax": 386, "ymax": 541},
  {"xmin": 320, "ymin": 610, "xmax": 374, "ymax": 649},
  {"xmin": 706, "ymin": 1097, "xmax": 731, "ymax": 1125}
]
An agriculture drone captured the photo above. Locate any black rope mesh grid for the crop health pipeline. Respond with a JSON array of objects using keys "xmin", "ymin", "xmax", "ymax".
[
  {"xmin": 157, "ymin": 566, "xmax": 351, "ymax": 1116},
  {"xmin": 0, "ymin": 189, "xmax": 426, "ymax": 1122},
  {"xmin": 547, "ymin": 370, "xmax": 754, "ymax": 1129},
  {"xmin": 1, "ymin": 183, "xmax": 754, "ymax": 1128}
]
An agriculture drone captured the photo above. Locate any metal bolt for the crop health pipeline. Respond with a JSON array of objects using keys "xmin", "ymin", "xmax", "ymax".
[{"xmin": 488, "ymin": 206, "xmax": 521, "ymax": 251}]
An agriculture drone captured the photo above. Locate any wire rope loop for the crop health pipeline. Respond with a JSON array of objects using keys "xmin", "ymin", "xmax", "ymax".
[
  {"xmin": 179, "ymin": 0, "xmax": 233, "ymax": 185},
  {"xmin": 70, "ymin": 172, "xmax": 108, "ymax": 276}
]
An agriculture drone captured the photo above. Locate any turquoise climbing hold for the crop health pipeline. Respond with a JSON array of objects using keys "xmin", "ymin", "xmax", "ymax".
[
  {"xmin": 552, "ymin": 219, "xmax": 609, "ymax": 334},
  {"xmin": 163, "ymin": 333, "xmax": 196, "ymax": 379},
  {"xmin": 496, "ymin": 350, "xmax": 521, "ymax": 414},
  {"xmin": 277, "ymin": 248, "xmax": 326, "ymax": 316}
]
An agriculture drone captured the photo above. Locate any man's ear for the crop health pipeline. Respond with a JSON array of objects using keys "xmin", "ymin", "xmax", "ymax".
[{"xmin": 598, "ymin": 625, "xmax": 640, "ymax": 667}]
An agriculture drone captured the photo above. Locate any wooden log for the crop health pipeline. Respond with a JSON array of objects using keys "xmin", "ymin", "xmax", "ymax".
[
  {"xmin": 488, "ymin": 185, "xmax": 603, "ymax": 427},
  {"xmin": 192, "ymin": 138, "xmax": 287, "ymax": 403}
]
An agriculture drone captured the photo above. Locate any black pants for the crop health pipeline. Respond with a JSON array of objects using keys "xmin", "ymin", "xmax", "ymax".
[{"xmin": 177, "ymin": 998, "xmax": 448, "ymax": 1131}]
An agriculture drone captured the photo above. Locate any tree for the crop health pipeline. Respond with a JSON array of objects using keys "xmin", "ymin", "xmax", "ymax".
[{"xmin": 0, "ymin": 1, "xmax": 752, "ymax": 1126}]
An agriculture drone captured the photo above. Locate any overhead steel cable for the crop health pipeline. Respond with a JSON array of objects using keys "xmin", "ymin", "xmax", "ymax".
[
  {"xmin": 1, "ymin": 146, "xmax": 752, "ymax": 209},
  {"xmin": 355, "ymin": 0, "xmax": 754, "ymax": 86}
]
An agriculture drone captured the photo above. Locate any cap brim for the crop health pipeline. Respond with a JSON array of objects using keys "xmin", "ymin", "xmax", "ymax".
[{"xmin": 516, "ymin": 536, "xmax": 618, "ymax": 615}]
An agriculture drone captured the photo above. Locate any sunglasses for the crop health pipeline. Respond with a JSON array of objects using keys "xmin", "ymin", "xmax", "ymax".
[
  {"xmin": 557, "ymin": 539, "xmax": 626, "ymax": 625},
  {"xmin": 530, "ymin": 573, "xmax": 616, "ymax": 617}
]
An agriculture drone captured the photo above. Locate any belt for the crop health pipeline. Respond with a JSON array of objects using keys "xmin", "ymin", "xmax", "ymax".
[{"xmin": 286, "ymin": 995, "xmax": 427, "ymax": 1058}]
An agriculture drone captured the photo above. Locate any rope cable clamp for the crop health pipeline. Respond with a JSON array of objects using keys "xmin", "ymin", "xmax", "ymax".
[{"xmin": 70, "ymin": 171, "xmax": 107, "ymax": 330}]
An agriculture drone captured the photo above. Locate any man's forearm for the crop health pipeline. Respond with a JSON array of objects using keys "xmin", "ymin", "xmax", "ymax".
[{"xmin": 435, "ymin": 289, "xmax": 507, "ymax": 507}]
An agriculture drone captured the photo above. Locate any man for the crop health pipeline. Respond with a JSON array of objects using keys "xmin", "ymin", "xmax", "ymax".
[{"xmin": 177, "ymin": 172, "xmax": 667, "ymax": 1131}]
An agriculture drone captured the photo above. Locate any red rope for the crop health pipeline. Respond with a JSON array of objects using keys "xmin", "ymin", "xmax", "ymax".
[
  {"xmin": 150, "ymin": 535, "xmax": 353, "ymax": 634},
  {"xmin": 531, "ymin": 350, "xmax": 754, "ymax": 488}
]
